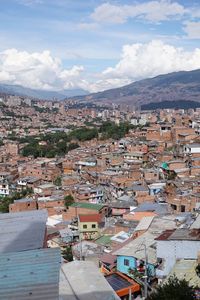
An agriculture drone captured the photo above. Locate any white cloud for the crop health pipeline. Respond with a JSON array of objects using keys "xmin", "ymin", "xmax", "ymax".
[
  {"xmin": 183, "ymin": 21, "xmax": 200, "ymax": 39},
  {"xmin": 88, "ymin": 40, "xmax": 200, "ymax": 92},
  {"xmin": 0, "ymin": 48, "xmax": 86, "ymax": 91},
  {"xmin": 1, "ymin": 41, "xmax": 200, "ymax": 94},
  {"xmin": 91, "ymin": 1, "xmax": 186, "ymax": 24}
]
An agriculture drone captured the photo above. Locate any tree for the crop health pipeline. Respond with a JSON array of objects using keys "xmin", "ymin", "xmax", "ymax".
[
  {"xmin": 64, "ymin": 195, "xmax": 74, "ymax": 207},
  {"xmin": 54, "ymin": 176, "xmax": 62, "ymax": 186},
  {"xmin": 147, "ymin": 275, "xmax": 195, "ymax": 300},
  {"xmin": 62, "ymin": 246, "xmax": 73, "ymax": 262},
  {"xmin": 0, "ymin": 187, "xmax": 33, "ymax": 213}
]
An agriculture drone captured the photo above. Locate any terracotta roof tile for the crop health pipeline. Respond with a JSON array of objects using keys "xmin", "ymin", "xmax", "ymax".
[{"xmin": 78, "ymin": 214, "xmax": 102, "ymax": 223}]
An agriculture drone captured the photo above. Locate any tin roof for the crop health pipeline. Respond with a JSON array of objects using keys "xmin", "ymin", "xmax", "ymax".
[
  {"xmin": 113, "ymin": 231, "xmax": 157, "ymax": 265},
  {"xmin": 0, "ymin": 210, "xmax": 47, "ymax": 253},
  {"xmin": 156, "ymin": 229, "xmax": 200, "ymax": 241},
  {"xmin": 0, "ymin": 248, "xmax": 60, "ymax": 300}
]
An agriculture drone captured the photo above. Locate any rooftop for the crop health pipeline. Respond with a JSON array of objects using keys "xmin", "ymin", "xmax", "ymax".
[
  {"xmin": 0, "ymin": 248, "xmax": 60, "ymax": 300},
  {"xmin": 59, "ymin": 261, "xmax": 120, "ymax": 300},
  {"xmin": 134, "ymin": 202, "xmax": 169, "ymax": 215},
  {"xmin": 95, "ymin": 235, "xmax": 113, "ymax": 246},
  {"xmin": 135, "ymin": 216, "xmax": 155, "ymax": 232},
  {"xmin": 156, "ymin": 229, "xmax": 200, "ymax": 241},
  {"xmin": 190, "ymin": 214, "xmax": 200, "ymax": 230},
  {"xmin": 79, "ymin": 214, "xmax": 102, "ymax": 223},
  {"xmin": 0, "ymin": 209, "xmax": 47, "ymax": 253},
  {"xmin": 113, "ymin": 231, "xmax": 157, "ymax": 265},
  {"xmin": 70, "ymin": 202, "xmax": 105, "ymax": 211},
  {"xmin": 105, "ymin": 272, "xmax": 140, "ymax": 293},
  {"xmin": 167, "ymin": 259, "xmax": 200, "ymax": 287}
]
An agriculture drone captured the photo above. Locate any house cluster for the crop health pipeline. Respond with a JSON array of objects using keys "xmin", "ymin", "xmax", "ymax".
[{"xmin": 0, "ymin": 103, "xmax": 200, "ymax": 298}]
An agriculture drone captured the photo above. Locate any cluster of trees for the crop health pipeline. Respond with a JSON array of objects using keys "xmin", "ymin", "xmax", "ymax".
[
  {"xmin": 22, "ymin": 132, "xmax": 79, "ymax": 158},
  {"xmin": 99, "ymin": 121, "xmax": 133, "ymax": 140},
  {"xmin": 21, "ymin": 121, "xmax": 135, "ymax": 158},
  {"xmin": 147, "ymin": 276, "xmax": 196, "ymax": 300},
  {"xmin": 69, "ymin": 127, "xmax": 98, "ymax": 141},
  {"xmin": 0, "ymin": 187, "xmax": 33, "ymax": 213},
  {"xmin": 64, "ymin": 195, "xmax": 74, "ymax": 207}
]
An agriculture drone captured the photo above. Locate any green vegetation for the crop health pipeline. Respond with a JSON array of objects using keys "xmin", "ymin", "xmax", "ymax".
[
  {"xmin": 147, "ymin": 276, "xmax": 195, "ymax": 300},
  {"xmin": 22, "ymin": 130, "xmax": 80, "ymax": 158},
  {"xmin": 64, "ymin": 195, "xmax": 74, "ymax": 207},
  {"xmin": 61, "ymin": 246, "xmax": 73, "ymax": 262},
  {"xmin": 21, "ymin": 121, "xmax": 134, "ymax": 158},
  {"xmin": 54, "ymin": 176, "xmax": 62, "ymax": 186},
  {"xmin": 34, "ymin": 106, "xmax": 51, "ymax": 113},
  {"xmin": 69, "ymin": 127, "xmax": 98, "ymax": 141},
  {"xmin": 195, "ymin": 264, "xmax": 200, "ymax": 277},
  {"xmin": 0, "ymin": 188, "xmax": 33, "ymax": 213},
  {"xmin": 99, "ymin": 121, "xmax": 133, "ymax": 140}
]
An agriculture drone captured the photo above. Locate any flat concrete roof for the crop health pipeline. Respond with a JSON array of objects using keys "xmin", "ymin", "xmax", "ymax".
[{"xmin": 59, "ymin": 261, "xmax": 120, "ymax": 300}]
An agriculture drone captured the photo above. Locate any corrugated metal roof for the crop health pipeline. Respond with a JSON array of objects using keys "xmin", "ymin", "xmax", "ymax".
[
  {"xmin": 0, "ymin": 248, "xmax": 61, "ymax": 300},
  {"xmin": 0, "ymin": 210, "xmax": 47, "ymax": 253},
  {"xmin": 113, "ymin": 231, "xmax": 157, "ymax": 265}
]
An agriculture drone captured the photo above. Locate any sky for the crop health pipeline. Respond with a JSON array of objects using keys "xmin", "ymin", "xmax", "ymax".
[{"xmin": 0, "ymin": 0, "xmax": 200, "ymax": 92}]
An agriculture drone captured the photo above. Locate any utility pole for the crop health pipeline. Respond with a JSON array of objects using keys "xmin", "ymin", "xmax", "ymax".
[
  {"xmin": 143, "ymin": 243, "xmax": 148, "ymax": 299},
  {"xmin": 135, "ymin": 242, "xmax": 148, "ymax": 299}
]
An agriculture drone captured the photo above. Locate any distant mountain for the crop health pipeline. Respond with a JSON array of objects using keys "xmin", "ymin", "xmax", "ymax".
[
  {"xmin": 0, "ymin": 83, "xmax": 88, "ymax": 100},
  {"xmin": 141, "ymin": 100, "xmax": 200, "ymax": 110},
  {"xmin": 74, "ymin": 69, "xmax": 200, "ymax": 108}
]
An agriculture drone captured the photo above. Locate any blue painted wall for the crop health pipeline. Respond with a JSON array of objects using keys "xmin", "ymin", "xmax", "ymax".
[
  {"xmin": 117, "ymin": 255, "xmax": 156, "ymax": 277},
  {"xmin": 117, "ymin": 255, "xmax": 136, "ymax": 275}
]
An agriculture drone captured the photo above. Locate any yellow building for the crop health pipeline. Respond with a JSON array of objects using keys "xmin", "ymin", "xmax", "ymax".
[{"xmin": 78, "ymin": 214, "xmax": 101, "ymax": 240}]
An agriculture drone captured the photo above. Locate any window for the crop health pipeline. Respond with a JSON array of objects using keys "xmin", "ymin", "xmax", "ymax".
[
  {"xmin": 83, "ymin": 224, "xmax": 87, "ymax": 229},
  {"xmin": 124, "ymin": 259, "xmax": 129, "ymax": 266},
  {"xmin": 181, "ymin": 205, "xmax": 185, "ymax": 212},
  {"xmin": 171, "ymin": 204, "xmax": 177, "ymax": 211},
  {"xmin": 92, "ymin": 224, "xmax": 96, "ymax": 229}
]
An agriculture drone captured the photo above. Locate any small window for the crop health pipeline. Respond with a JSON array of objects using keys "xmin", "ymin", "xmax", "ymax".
[
  {"xmin": 124, "ymin": 259, "xmax": 129, "ymax": 266},
  {"xmin": 92, "ymin": 224, "xmax": 96, "ymax": 228},
  {"xmin": 181, "ymin": 205, "xmax": 185, "ymax": 212},
  {"xmin": 83, "ymin": 224, "xmax": 87, "ymax": 229}
]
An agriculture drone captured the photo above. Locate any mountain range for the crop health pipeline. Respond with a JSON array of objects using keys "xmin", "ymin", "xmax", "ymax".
[
  {"xmin": 0, "ymin": 83, "xmax": 88, "ymax": 100},
  {"xmin": 73, "ymin": 69, "xmax": 200, "ymax": 108},
  {"xmin": 1, "ymin": 69, "xmax": 200, "ymax": 108}
]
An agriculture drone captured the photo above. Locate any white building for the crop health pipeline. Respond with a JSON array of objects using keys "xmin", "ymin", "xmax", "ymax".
[
  {"xmin": 0, "ymin": 180, "xmax": 10, "ymax": 197},
  {"xmin": 184, "ymin": 143, "xmax": 200, "ymax": 154},
  {"xmin": 156, "ymin": 228, "xmax": 200, "ymax": 278}
]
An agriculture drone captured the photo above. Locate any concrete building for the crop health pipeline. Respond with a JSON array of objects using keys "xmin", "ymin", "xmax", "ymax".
[
  {"xmin": 156, "ymin": 229, "xmax": 200, "ymax": 278},
  {"xmin": 59, "ymin": 261, "xmax": 120, "ymax": 300}
]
